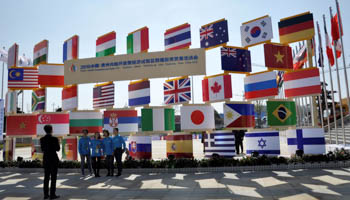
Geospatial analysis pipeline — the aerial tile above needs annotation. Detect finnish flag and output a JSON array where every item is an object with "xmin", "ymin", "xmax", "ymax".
[
  {"xmin": 287, "ymin": 128, "xmax": 325, "ymax": 155},
  {"xmin": 245, "ymin": 130, "xmax": 280, "ymax": 156}
]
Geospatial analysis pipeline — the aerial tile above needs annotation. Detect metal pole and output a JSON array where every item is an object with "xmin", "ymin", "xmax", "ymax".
[
  {"xmin": 22, "ymin": 90, "xmax": 24, "ymax": 113},
  {"xmin": 191, "ymin": 76, "xmax": 194, "ymax": 104},
  {"xmin": 1, "ymin": 47, "xmax": 5, "ymax": 99}
]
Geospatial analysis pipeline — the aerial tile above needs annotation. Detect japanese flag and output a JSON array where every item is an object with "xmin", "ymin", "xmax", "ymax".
[{"xmin": 180, "ymin": 105, "xmax": 215, "ymax": 131}]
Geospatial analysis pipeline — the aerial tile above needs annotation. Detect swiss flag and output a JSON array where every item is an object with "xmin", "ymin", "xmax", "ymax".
[
  {"xmin": 6, "ymin": 114, "xmax": 37, "ymax": 136},
  {"xmin": 202, "ymin": 74, "xmax": 232, "ymax": 102},
  {"xmin": 180, "ymin": 105, "xmax": 215, "ymax": 131}
]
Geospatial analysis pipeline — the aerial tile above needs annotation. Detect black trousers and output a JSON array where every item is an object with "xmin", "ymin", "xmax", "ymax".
[
  {"xmin": 235, "ymin": 141, "xmax": 244, "ymax": 154},
  {"xmin": 114, "ymin": 148, "xmax": 123, "ymax": 175},
  {"xmin": 91, "ymin": 156, "xmax": 101, "ymax": 176},
  {"xmin": 105, "ymin": 155, "xmax": 114, "ymax": 175},
  {"xmin": 43, "ymin": 164, "xmax": 58, "ymax": 197}
]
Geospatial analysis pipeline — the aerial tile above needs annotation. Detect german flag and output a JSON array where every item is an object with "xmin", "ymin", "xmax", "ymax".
[
  {"xmin": 165, "ymin": 134, "xmax": 193, "ymax": 158},
  {"xmin": 278, "ymin": 12, "xmax": 315, "ymax": 44}
]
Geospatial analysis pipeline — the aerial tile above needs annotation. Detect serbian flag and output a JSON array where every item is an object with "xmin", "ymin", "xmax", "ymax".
[
  {"xmin": 63, "ymin": 35, "xmax": 79, "ymax": 62},
  {"xmin": 224, "ymin": 102, "xmax": 255, "ymax": 129}
]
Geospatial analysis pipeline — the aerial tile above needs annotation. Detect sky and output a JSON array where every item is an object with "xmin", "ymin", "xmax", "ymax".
[{"xmin": 0, "ymin": 0, "xmax": 349, "ymax": 115}]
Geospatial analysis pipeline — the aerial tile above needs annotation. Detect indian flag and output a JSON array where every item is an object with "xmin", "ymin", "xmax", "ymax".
[
  {"xmin": 141, "ymin": 107, "xmax": 175, "ymax": 132},
  {"xmin": 33, "ymin": 40, "xmax": 48, "ymax": 65},
  {"xmin": 127, "ymin": 27, "xmax": 149, "ymax": 54},
  {"xmin": 96, "ymin": 31, "xmax": 116, "ymax": 57},
  {"xmin": 69, "ymin": 111, "xmax": 103, "ymax": 135}
]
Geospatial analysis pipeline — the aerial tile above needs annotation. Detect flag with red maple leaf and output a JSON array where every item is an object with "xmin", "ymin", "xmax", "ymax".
[{"xmin": 202, "ymin": 74, "xmax": 232, "ymax": 102}]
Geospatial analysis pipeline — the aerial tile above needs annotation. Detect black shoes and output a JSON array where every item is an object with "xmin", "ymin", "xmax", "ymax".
[
  {"xmin": 44, "ymin": 195, "xmax": 49, "ymax": 199},
  {"xmin": 50, "ymin": 195, "xmax": 60, "ymax": 199}
]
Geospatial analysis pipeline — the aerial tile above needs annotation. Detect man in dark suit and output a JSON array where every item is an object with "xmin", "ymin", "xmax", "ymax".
[{"xmin": 40, "ymin": 125, "xmax": 60, "ymax": 199}]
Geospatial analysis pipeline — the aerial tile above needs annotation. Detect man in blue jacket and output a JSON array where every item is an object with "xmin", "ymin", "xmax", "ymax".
[
  {"xmin": 78, "ymin": 129, "xmax": 92, "ymax": 176},
  {"xmin": 102, "ymin": 130, "xmax": 114, "ymax": 176},
  {"xmin": 112, "ymin": 128, "xmax": 126, "ymax": 176}
]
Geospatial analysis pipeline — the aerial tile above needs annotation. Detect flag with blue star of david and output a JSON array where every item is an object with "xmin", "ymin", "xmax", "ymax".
[
  {"xmin": 287, "ymin": 128, "xmax": 325, "ymax": 155},
  {"xmin": 245, "ymin": 130, "xmax": 280, "ymax": 156},
  {"xmin": 200, "ymin": 19, "xmax": 229, "ymax": 49}
]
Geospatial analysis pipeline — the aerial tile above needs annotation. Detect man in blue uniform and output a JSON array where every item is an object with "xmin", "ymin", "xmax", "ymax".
[
  {"xmin": 112, "ymin": 128, "xmax": 126, "ymax": 176},
  {"xmin": 78, "ymin": 129, "xmax": 92, "ymax": 176},
  {"xmin": 102, "ymin": 130, "xmax": 114, "ymax": 176}
]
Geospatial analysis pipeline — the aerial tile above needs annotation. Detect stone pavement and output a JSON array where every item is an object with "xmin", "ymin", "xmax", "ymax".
[{"xmin": 1, "ymin": 168, "xmax": 350, "ymax": 199}]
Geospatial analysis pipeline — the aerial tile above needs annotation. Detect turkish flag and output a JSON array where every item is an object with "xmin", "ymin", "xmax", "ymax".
[
  {"xmin": 6, "ymin": 114, "xmax": 37, "ymax": 136},
  {"xmin": 264, "ymin": 43, "xmax": 293, "ymax": 70}
]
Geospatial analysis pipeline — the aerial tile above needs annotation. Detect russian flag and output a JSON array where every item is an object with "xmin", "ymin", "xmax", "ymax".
[
  {"xmin": 244, "ymin": 71, "xmax": 278, "ymax": 100},
  {"xmin": 63, "ymin": 35, "xmax": 79, "ymax": 62}
]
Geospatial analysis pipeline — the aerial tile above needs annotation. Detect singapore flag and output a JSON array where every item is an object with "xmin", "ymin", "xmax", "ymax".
[
  {"xmin": 180, "ymin": 104, "xmax": 215, "ymax": 131},
  {"xmin": 37, "ymin": 113, "xmax": 70, "ymax": 136}
]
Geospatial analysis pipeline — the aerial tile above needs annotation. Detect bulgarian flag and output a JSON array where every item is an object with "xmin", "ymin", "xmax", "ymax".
[
  {"xmin": 33, "ymin": 40, "xmax": 48, "ymax": 65},
  {"xmin": 96, "ymin": 31, "xmax": 116, "ymax": 57},
  {"xmin": 69, "ymin": 111, "xmax": 103, "ymax": 135},
  {"xmin": 127, "ymin": 27, "xmax": 149, "ymax": 54}
]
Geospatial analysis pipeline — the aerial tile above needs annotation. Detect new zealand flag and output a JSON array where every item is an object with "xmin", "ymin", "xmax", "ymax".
[
  {"xmin": 200, "ymin": 19, "xmax": 229, "ymax": 49},
  {"xmin": 221, "ymin": 47, "xmax": 251, "ymax": 72}
]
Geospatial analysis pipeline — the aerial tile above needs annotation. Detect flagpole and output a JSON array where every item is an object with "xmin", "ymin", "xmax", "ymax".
[
  {"xmin": 335, "ymin": 0, "xmax": 350, "ymax": 113},
  {"xmin": 1, "ymin": 47, "xmax": 5, "ymax": 99},
  {"xmin": 330, "ymin": 7, "xmax": 345, "ymax": 145}
]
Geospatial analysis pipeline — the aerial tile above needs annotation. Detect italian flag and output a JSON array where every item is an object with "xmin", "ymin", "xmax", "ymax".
[
  {"xmin": 33, "ymin": 40, "xmax": 48, "ymax": 65},
  {"xmin": 141, "ymin": 107, "xmax": 175, "ymax": 132},
  {"xmin": 96, "ymin": 31, "xmax": 116, "ymax": 57},
  {"xmin": 69, "ymin": 111, "xmax": 103, "ymax": 135},
  {"xmin": 127, "ymin": 27, "xmax": 149, "ymax": 54}
]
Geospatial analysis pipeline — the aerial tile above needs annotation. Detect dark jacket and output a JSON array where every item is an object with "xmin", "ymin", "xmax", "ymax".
[{"xmin": 40, "ymin": 134, "xmax": 60, "ymax": 167}]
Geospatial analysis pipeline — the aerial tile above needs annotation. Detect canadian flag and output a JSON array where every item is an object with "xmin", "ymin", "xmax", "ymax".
[
  {"xmin": 325, "ymin": 25, "xmax": 335, "ymax": 66},
  {"xmin": 202, "ymin": 74, "xmax": 232, "ymax": 102},
  {"xmin": 180, "ymin": 105, "xmax": 215, "ymax": 131}
]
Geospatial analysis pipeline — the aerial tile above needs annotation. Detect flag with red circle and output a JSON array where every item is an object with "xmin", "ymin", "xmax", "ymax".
[{"xmin": 180, "ymin": 105, "xmax": 215, "ymax": 131}]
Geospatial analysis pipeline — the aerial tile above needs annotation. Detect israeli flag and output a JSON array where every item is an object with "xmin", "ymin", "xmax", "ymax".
[
  {"xmin": 287, "ymin": 128, "xmax": 325, "ymax": 155},
  {"xmin": 245, "ymin": 130, "xmax": 280, "ymax": 156}
]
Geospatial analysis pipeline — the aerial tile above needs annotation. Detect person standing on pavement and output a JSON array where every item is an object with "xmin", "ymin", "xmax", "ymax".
[
  {"xmin": 102, "ymin": 130, "xmax": 114, "ymax": 176},
  {"xmin": 78, "ymin": 129, "xmax": 92, "ymax": 176},
  {"xmin": 40, "ymin": 125, "xmax": 60, "ymax": 199},
  {"xmin": 90, "ymin": 132, "xmax": 103, "ymax": 177},
  {"xmin": 234, "ymin": 130, "xmax": 245, "ymax": 155},
  {"xmin": 112, "ymin": 128, "xmax": 126, "ymax": 177}
]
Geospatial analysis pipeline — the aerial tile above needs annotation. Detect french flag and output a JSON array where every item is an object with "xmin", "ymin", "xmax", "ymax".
[
  {"xmin": 63, "ymin": 35, "xmax": 79, "ymax": 62},
  {"xmin": 244, "ymin": 71, "xmax": 278, "ymax": 100}
]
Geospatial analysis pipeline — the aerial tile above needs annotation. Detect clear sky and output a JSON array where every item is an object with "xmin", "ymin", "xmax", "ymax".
[{"xmin": 0, "ymin": 0, "xmax": 349, "ymax": 114}]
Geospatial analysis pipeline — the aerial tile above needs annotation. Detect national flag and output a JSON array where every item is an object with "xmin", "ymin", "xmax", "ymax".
[
  {"xmin": 224, "ymin": 102, "xmax": 255, "ymax": 129},
  {"xmin": 96, "ymin": 31, "xmax": 116, "ymax": 57},
  {"xmin": 37, "ymin": 113, "xmax": 69, "ymax": 136},
  {"xmin": 221, "ymin": 46, "xmax": 251, "ymax": 73},
  {"xmin": 63, "ymin": 35, "xmax": 79, "ymax": 62},
  {"xmin": 317, "ymin": 22, "xmax": 324, "ymax": 68},
  {"xmin": 164, "ymin": 23, "xmax": 191, "ymax": 51},
  {"xmin": 93, "ymin": 82, "xmax": 114, "ymax": 109},
  {"xmin": 267, "ymin": 100, "xmax": 296, "ymax": 127},
  {"xmin": 283, "ymin": 67, "xmax": 321, "ymax": 98},
  {"xmin": 104, "ymin": 109, "xmax": 138, "ymax": 133},
  {"xmin": 0, "ymin": 48, "xmax": 8, "ymax": 63},
  {"xmin": 276, "ymin": 71, "xmax": 285, "ymax": 89},
  {"xmin": 164, "ymin": 76, "xmax": 191, "ymax": 105},
  {"xmin": 204, "ymin": 130, "xmax": 235, "ymax": 158},
  {"xmin": 7, "ymin": 43, "xmax": 18, "ymax": 68},
  {"xmin": 62, "ymin": 85, "xmax": 78, "ymax": 111},
  {"xmin": 264, "ymin": 43, "xmax": 293, "ymax": 70},
  {"xmin": 200, "ymin": 19, "xmax": 229, "ymax": 49},
  {"xmin": 33, "ymin": 40, "xmax": 48, "ymax": 65},
  {"xmin": 18, "ymin": 54, "xmax": 32, "ymax": 67},
  {"xmin": 278, "ymin": 12, "xmax": 315, "ymax": 44},
  {"xmin": 334, "ymin": 40, "xmax": 342, "ymax": 58},
  {"xmin": 141, "ymin": 107, "xmax": 175, "ymax": 132},
  {"xmin": 38, "ymin": 64, "xmax": 65, "ymax": 87},
  {"xmin": 8, "ymin": 67, "xmax": 39, "ymax": 89},
  {"xmin": 324, "ymin": 22, "xmax": 335, "ymax": 66},
  {"xmin": 240, "ymin": 15, "xmax": 273, "ymax": 47},
  {"xmin": 127, "ymin": 27, "xmax": 149, "ymax": 54},
  {"xmin": 128, "ymin": 136, "xmax": 152, "ymax": 160},
  {"xmin": 245, "ymin": 130, "xmax": 280, "ymax": 156},
  {"xmin": 331, "ymin": 13, "xmax": 342, "ymax": 42},
  {"xmin": 5, "ymin": 91, "xmax": 17, "ymax": 113},
  {"xmin": 165, "ymin": 134, "xmax": 193, "ymax": 158},
  {"xmin": 69, "ymin": 111, "xmax": 103, "ymax": 135},
  {"xmin": 62, "ymin": 137, "xmax": 78, "ymax": 161},
  {"xmin": 128, "ymin": 79, "xmax": 150, "ymax": 107},
  {"xmin": 180, "ymin": 105, "xmax": 215, "ymax": 131},
  {"xmin": 6, "ymin": 114, "xmax": 37, "ymax": 136},
  {"xmin": 202, "ymin": 74, "xmax": 232, "ymax": 102},
  {"xmin": 32, "ymin": 88, "xmax": 45, "ymax": 112},
  {"xmin": 287, "ymin": 128, "xmax": 326, "ymax": 155},
  {"xmin": 293, "ymin": 44, "xmax": 307, "ymax": 70},
  {"xmin": 244, "ymin": 71, "xmax": 278, "ymax": 100}
]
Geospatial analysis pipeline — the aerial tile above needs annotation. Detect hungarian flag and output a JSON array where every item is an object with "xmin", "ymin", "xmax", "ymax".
[
  {"xmin": 62, "ymin": 137, "xmax": 78, "ymax": 161},
  {"xmin": 267, "ymin": 100, "xmax": 297, "ymax": 127},
  {"xmin": 128, "ymin": 136, "xmax": 152, "ymax": 160},
  {"xmin": 62, "ymin": 85, "xmax": 78, "ymax": 111},
  {"xmin": 264, "ymin": 43, "xmax": 293, "ymax": 70},
  {"xmin": 104, "ymin": 109, "xmax": 138, "ymax": 133},
  {"xmin": 180, "ymin": 105, "xmax": 215, "ymax": 131},
  {"xmin": 6, "ymin": 114, "xmax": 37, "ymax": 136},
  {"xmin": 38, "ymin": 64, "xmax": 65, "ymax": 87},
  {"xmin": 141, "ymin": 107, "xmax": 175, "ymax": 132},
  {"xmin": 165, "ymin": 134, "xmax": 193, "ymax": 158},
  {"xmin": 127, "ymin": 26, "xmax": 149, "ymax": 54},
  {"xmin": 69, "ymin": 111, "xmax": 103, "ymax": 135},
  {"xmin": 324, "ymin": 22, "xmax": 335, "ymax": 66},
  {"xmin": 37, "ymin": 113, "xmax": 69, "ymax": 136},
  {"xmin": 96, "ymin": 31, "xmax": 116, "ymax": 57},
  {"xmin": 33, "ymin": 40, "xmax": 48, "ymax": 65},
  {"xmin": 63, "ymin": 35, "xmax": 79, "ymax": 62},
  {"xmin": 7, "ymin": 43, "xmax": 18, "ymax": 68},
  {"xmin": 32, "ymin": 88, "xmax": 45, "ymax": 112},
  {"xmin": 224, "ymin": 102, "xmax": 255, "ymax": 129},
  {"xmin": 202, "ymin": 74, "xmax": 232, "ymax": 102}
]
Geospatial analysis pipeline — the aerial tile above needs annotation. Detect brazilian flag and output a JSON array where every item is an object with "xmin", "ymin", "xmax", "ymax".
[{"xmin": 267, "ymin": 100, "xmax": 296, "ymax": 127}]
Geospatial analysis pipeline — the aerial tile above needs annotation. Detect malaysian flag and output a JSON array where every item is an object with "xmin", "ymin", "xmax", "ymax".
[
  {"xmin": 204, "ymin": 130, "xmax": 235, "ymax": 158},
  {"xmin": 93, "ymin": 82, "xmax": 114, "ymax": 109},
  {"xmin": 8, "ymin": 67, "xmax": 39, "ymax": 89},
  {"xmin": 200, "ymin": 19, "xmax": 229, "ymax": 49},
  {"xmin": 164, "ymin": 76, "xmax": 191, "ymax": 104}
]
